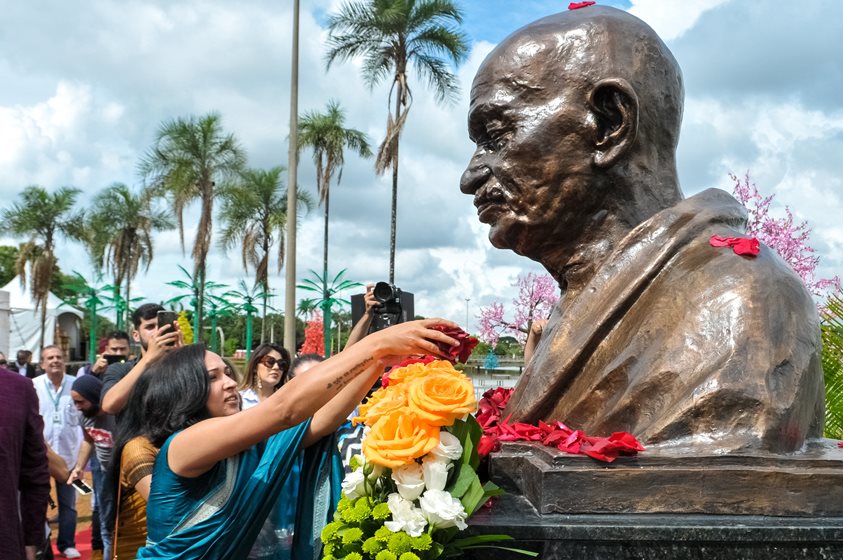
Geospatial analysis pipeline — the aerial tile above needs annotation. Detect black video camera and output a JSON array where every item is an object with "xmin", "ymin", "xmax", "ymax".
[{"xmin": 352, "ymin": 282, "xmax": 414, "ymax": 333}]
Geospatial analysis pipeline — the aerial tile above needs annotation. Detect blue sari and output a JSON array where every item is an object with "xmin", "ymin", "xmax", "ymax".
[{"xmin": 138, "ymin": 420, "xmax": 342, "ymax": 559}]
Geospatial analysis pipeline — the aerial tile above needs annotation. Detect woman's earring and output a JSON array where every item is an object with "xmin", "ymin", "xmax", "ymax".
[{"xmin": 256, "ymin": 376, "xmax": 263, "ymax": 391}]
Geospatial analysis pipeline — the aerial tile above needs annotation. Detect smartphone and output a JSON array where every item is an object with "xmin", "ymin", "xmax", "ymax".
[
  {"xmin": 104, "ymin": 354, "xmax": 125, "ymax": 365},
  {"xmin": 157, "ymin": 310, "xmax": 179, "ymax": 346},
  {"xmin": 157, "ymin": 310, "xmax": 179, "ymax": 333},
  {"xmin": 70, "ymin": 479, "xmax": 93, "ymax": 495}
]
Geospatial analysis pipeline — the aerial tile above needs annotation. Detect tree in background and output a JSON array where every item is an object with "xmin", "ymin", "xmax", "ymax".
[
  {"xmin": 139, "ymin": 112, "xmax": 246, "ymax": 339},
  {"xmin": 732, "ymin": 172, "xmax": 840, "ymax": 298},
  {"xmin": 0, "ymin": 186, "xmax": 86, "ymax": 349},
  {"xmin": 478, "ymin": 272, "xmax": 559, "ymax": 347},
  {"xmin": 90, "ymin": 182, "xmax": 174, "ymax": 328},
  {"xmin": 218, "ymin": 166, "xmax": 312, "ymax": 343},
  {"xmin": 223, "ymin": 280, "xmax": 268, "ymax": 361},
  {"xmin": 733, "ymin": 173, "xmax": 843, "ymax": 439},
  {"xmin": 326, "ymin": 0, "xmax": 469, "ymax": 283},
  {"xmin": 298, "ymin": 99, "xmax": 372, "ymax": 346}
]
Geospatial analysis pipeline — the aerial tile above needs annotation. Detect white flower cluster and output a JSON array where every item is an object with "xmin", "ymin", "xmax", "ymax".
[
  {"xmin": 385, "ymin": 431, "xmax": 468, "ymax": 536},
  {"xmin": 339, "ymin": 431, "xmax": 469, "ymax": 538}
]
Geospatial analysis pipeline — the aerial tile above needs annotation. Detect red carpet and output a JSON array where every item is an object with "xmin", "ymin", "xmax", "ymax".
[{"xmin": 52, "ymin": 526, "xmax": 93, "ymax": 560}]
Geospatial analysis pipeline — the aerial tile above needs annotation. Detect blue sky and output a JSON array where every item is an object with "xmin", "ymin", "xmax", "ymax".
[{"xmin": 0, "ymin": 0, "xmax": 841, "ymax": 339}]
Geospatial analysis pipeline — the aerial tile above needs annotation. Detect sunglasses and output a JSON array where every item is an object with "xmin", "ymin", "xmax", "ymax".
[{"xmin": 259, "ymin": 356, "xmax": 289, "ymax": 370}]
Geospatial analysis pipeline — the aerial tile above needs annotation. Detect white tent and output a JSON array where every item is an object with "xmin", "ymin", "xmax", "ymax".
[{"xmin": 2, "ymin": 276, "xmax": 84, "ymax": 361}]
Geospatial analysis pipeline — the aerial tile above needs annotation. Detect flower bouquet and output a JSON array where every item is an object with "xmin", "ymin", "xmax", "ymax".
[{"xmin": 321, "ymin": 358, "xmax": 536, "ymax": 560}]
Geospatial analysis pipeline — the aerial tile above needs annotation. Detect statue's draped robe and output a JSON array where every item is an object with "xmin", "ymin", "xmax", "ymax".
[{"xmin": 506, "ymin": 189, "xmax": 823, "ymax": 453}]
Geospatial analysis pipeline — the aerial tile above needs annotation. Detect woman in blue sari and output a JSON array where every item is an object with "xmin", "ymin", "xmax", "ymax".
[{"xmin": 136, "ymin": 319, "xmax": 458, "ymax": 559}]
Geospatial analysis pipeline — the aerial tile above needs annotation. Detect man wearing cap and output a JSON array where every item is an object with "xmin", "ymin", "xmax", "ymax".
[{"xmin": 69, "ymin": 375, "xmax": 117, "ymax": 560}]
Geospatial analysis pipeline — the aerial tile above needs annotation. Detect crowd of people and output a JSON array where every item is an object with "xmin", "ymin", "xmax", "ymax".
[{"xmin": 1, "ymin": 288, "xmax": 459, "ymax": 560}]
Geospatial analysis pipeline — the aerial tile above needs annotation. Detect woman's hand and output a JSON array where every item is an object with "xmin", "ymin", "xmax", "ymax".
[{"xmin": 366, "ymin": 318, "xmax": 460, "ymax": 365}]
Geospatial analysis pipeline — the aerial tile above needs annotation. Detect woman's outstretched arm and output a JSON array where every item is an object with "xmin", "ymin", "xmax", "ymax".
[{"xmin": 168, "ymin": 319, "xmax": 458, "ymax": 477}]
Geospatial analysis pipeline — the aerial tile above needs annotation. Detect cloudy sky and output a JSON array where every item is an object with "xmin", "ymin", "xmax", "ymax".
[{"xmin": 1, "ymin": 0, "xmax": 841, "ymax": 336}]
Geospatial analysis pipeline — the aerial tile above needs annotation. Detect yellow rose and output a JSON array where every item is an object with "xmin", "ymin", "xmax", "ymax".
[
  {"xmin": 353, "ymin": 385, "xmax": 409, "ymax": 426},
  {"xmin": 407, "ymin": 373, "xmax": 477, "ymax": 427},
  {"xmin": 385, "ymin": 362, "xmax": 430, "ymax": 387},
  {"xmin": 363, "ymin": 411, "xmax": 440, "ymax": 468}
]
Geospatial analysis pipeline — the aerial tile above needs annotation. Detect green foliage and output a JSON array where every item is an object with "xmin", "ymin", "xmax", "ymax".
[
  {"xmin": 823, "ymin": 290, "xmax": 843, "ymax": 439},
  {"xmin": 140, "ymin": 112, "xmax": 246, "ymax": 337},
  {"xmin": 90, "ymin": 182, "xmax": 174, "ymax": 326},
  {"xmin": 0, "ymin": 185, "xmax": 86, "ymax": 348},
  {"xmin": 326, "ymin": 0, "xmax": 469, "ymax": 280}
]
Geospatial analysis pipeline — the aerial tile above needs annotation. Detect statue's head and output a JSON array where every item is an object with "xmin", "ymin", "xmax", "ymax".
[{"xmin": 461, "ymin": 6, "xmax": 684, "ymax": 261}]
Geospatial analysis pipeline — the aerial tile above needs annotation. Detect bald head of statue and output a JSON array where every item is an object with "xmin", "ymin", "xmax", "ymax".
[{"xmin": 461, "ymin": 6, "xmax": 685, "ymax": 281}]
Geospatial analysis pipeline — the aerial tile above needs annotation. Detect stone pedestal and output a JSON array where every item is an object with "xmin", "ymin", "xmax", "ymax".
[
  {"xmin": 490, "ymin": 440, "xmax": 843, "ymax": 516},
  {"xmin": 462, "ymin": 440, "xmax": 843, "ymax": 558},
  {"xmin": 465, "ymin": 493, "xmax": 843, "ymax": 560}
]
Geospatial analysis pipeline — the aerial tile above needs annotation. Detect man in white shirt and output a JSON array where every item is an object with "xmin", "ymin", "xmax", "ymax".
[{"xmin": 33, "ymin": 345, "xmax": 82, "ymax": 559}]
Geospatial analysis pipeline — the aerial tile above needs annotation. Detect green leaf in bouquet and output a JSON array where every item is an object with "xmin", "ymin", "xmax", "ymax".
[
  {"xmin": 482, "ymin": 480, "xmax": 505, "ymax": 499},
  {"xmin": 446, "ymin": 464, "xmax": 479, "ymax": 500},
  {"xmin": 449, "ymin": 417, "xmax": 483, "ymax": 470},
  {"xmin": 461, "ymin": 545, "xmax": 539, "ymax": 557},
  {"xmin": 448, "ymin": 534, "xmax": 515, "ymax": 547},
  {"xmin": 461, "ymin": 476, "xmax": 486, "ymax": 517}
]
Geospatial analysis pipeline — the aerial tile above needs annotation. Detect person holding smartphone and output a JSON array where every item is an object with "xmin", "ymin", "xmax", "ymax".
[
  {"xmin": 68, "ymin": 375, "xmax": 117, "ymax": 560},
  {"xmin": 101, "ymin": 304, "xmax": 181, "ymax": 415},
  {"xmin": 77, "ymin": 331, "xmax": 131, "ymax": 379}
]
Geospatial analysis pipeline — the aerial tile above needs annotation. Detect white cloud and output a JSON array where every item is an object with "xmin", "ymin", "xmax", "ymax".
[
  {"xmin": 1, "ymin": 0, "xmax": 840, "ymax": 349},
  {"xmin": 628, "ymin": 0, "xmax": 732, "ymax": 41}
]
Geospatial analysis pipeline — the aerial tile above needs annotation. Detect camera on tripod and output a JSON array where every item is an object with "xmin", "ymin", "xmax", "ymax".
[{"xmin": 351, "ymin": 282, "xmax": 414, "ymax": 333}]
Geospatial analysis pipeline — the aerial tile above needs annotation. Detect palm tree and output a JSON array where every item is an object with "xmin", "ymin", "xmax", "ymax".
[
  {"xmin": 90, "ymin": 183, "xmax": 175, "ymax": 328},
  {"xmin": 298, "ymin": 99, "xmax": 372, "ymax": 344},
  {"xmin": 297, "ymin": 269, "xmax": 362, "ymax": 357},
  {"xmin": 326, "ymin": 0, "xmax": 468, "ymax": 283},
  {"xmin": 139, "ymin": 112, "xmax": 246, "ymax": 337},
  {"xmin": 0, "ymin": 186, "xmax": 86, "ymax": 349},
  {"xmin": 218, "ymin": 166, "xmax": 313, "ymax": 343}
]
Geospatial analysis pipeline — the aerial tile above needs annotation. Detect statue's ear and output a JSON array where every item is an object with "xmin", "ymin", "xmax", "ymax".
[{"xmin": 588, "ymin": 78, "xmax": 639, "ymax": 168}]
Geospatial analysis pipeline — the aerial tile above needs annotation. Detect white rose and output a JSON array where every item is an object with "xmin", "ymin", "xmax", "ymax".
[
  {"xmin": 391, "ymin": 462, "xmax": 425, "ymax": 501},
  {"xmin": 384, "ymin": 492, "xmax": 428, "ymax": 537},
  {"xmin": 430, "ymin": 431, "xmax": 463, "ymax": 462},
  {"xmin": 341, "ymin": 469, "xmax": 368, "ymax": 500},
  {"xmin": 419, "ymin": 489, "xmax": 468, "ymax": 530},
  {"xmin": 422, "ymin": 455, "xmax": 451, "ymax": 492}
]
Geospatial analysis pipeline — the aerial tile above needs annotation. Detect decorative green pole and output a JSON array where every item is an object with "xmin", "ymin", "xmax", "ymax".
[
  {"xmin": 87, "ymin": 298, "xmax": 98, "ymax": 363},
  {"xmin": 322, "ymin": 298, "xmax": 333, "ymax": 358},
  {"xmin": 245, "ymin": 309, "xmax": 254, "ymax": 361},
  {"xmin": 209, "ymin": 303, "xmax": 219, "ymax": 353}
]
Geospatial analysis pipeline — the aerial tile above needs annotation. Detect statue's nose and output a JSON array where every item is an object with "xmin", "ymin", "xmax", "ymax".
[{"xmin": 460, "ymin": 157, "xmax": 491, "ymax": 195}]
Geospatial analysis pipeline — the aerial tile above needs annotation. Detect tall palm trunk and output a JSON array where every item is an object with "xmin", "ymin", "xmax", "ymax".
[
  {"xmin": 389, "ymin": 86, "xmax": 401, "ymax": 285},
  {"xmin": 260, "ymin": 235, "xmax": 270, "ymax": 344},
  {"xmin": 39, "ymin": 297, "xmax": 48, "ymax": 351},
  {"xmin": 322, "ymin": 187, "xmax": 332, "ymax": 356},
  {"xmin": 125, "ymin": 270, "xmax": 132, "ymax": 332}
]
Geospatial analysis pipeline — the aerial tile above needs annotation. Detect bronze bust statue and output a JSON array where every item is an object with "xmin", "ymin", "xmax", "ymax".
[{"xmin": 461, "ymin": 5, "xmax": 823, "ymax": 454}]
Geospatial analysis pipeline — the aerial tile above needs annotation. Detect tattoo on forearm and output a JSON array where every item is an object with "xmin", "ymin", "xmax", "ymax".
[{"xmin": 326, "ymin": 357, "xmax": 374, "ymax": 391}]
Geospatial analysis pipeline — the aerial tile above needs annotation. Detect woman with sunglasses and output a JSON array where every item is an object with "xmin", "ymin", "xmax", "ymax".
[{"xmin": 239, "ymin": 344, "xmax": 291, "ymax": 410}]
